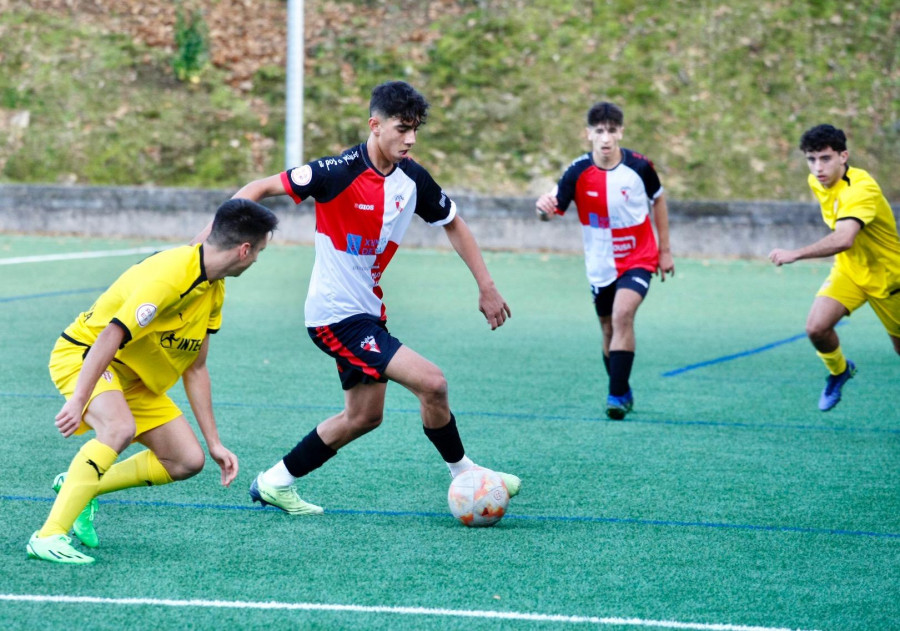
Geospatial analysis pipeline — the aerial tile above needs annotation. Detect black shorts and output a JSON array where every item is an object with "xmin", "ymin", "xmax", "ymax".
[
  {"xmin": 308, "ymin": 314, "xmax": 403, "ymax": 390},
  {"xmin": 592, "ymin": 268, "xmax": 652, "ymax": 317}
]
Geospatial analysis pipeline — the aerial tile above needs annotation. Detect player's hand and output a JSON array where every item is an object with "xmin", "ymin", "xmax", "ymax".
[
  {"xmin": 535, "ymin": 194, "xmax": 559, "ymax": 221},
  {"xmin": 479, "ymin": 284, "xmax": 511, "ymax": 330},
  {"xmin": 657, "ymin": 251, "xmax": 675, "ymax": 282},
  {"xmin": 768, "ymin": 248, "xmax": 797, "ymax": 266},
  {"xmin": 55, "ymin": 397, "xmax": 86, "ymax": 438},
  {"xmin": 208, "ymin": 442, "xmax": 239, "ymax": 487}
]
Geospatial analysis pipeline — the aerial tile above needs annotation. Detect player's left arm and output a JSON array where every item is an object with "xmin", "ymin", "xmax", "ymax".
[
  {"xmin": 182, "ymin": 334, "xmax": 238, "ymax": 486},
  {"xmin": 443, "ymin": 215, "xmax": 511, "ymax": 330},
  {"xmin": 652, "ymin": 194, "xmax": 674, "ymax": 281}
]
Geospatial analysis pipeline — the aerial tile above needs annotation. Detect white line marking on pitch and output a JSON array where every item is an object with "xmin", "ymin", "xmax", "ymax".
[
  {"xmin": 0, "ymin": 594, "xmax": 822, "ymax": 631},
  {"xmin": 0, "ymin": 247, "xmax": 165, "ymax": 265}
]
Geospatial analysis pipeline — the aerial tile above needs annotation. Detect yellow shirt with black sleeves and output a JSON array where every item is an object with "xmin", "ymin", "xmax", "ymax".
[
  {"xmin": 62, "ymin": 244, "xmax": 225, "ymax": 394},
  {"xmin": 808, "ymin": 166, "xmax": 900, "ymax": 298}
]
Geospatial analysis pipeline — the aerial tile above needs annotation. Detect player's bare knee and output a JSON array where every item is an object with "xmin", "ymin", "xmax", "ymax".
[
  {"xmin": 421, "ymin": 392, "xmax": 449, "ymax": 413},
  {"xmin": 611, "ymin": 310, "xmax": 635, "ymax": 331},
  {"xmin": 422, "ymin": 370, "xmax": 448, "ymax": 399},
  {"xmin": 806, "ymin": 321, "xmax": 831, "ymax": 343},
  {"xmin": 601, "ymin": 324, "xmax": 613, "ymax": 340},
  {"xmin": 96, "ymin": 423, "xmax": 136, "ymax": 453},
  {"xmin": 168, "ymin": 449, "xmax": 206, "ymax": 481}
]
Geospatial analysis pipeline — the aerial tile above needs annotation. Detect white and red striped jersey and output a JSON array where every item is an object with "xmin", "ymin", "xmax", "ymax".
[
  {"xmin": 554, "ymin": 148, "xmax": 663, "ymax": 289},
  {"xmin": 281, "ymin": 143, "xmax": 457, "ymax": 326}
]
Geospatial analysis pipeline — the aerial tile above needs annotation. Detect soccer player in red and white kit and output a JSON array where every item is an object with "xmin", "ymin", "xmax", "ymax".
[
  {"xmin": 197, "ymin": 81, "xmax": 519, "ymax": 514},
  {"xmin": 536, "ymin": 102, "xmax": 674, "ymax": 420}
]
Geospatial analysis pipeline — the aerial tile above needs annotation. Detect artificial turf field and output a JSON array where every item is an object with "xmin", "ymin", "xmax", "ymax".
[{"xmin": 1, "ymin": 233, "xmax": 897, "ymax": 631}]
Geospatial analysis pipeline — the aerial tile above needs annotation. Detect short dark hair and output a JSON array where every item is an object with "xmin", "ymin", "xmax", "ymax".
[
  {"xmin": 369, "ymin": 81, "xmax": 429, "ymax": 126},
  {"xmin": 799, "ymin": 124, "xmax": 847, "ymax": 153},
  {"xmin": 208, "ymin": 198, "xmax": 278, "ymax": 249},
  {"xmin": 587, "ymin": 102, "xmax": 624, "ymax": 128}
]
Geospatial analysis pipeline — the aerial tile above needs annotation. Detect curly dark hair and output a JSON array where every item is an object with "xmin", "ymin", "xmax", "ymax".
[
  {"xmin": 369, "ymin": 81, "xmax": 429, "ymax": 126},
  {"xmin": 799, "ymin": 124, "xmax": 847, "ymax": 153}
]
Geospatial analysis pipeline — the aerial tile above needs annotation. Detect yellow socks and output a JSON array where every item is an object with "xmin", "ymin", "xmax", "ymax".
[
  {"xmin": 97, "ymin": 449, "xmax": 174, "ymax": 495},
  {"xmin": 816, "ymin": 346, "xmax": 848, "ymax": 376},
  {"xmin": 39, "ymin": 439, "xmax": 118, "ymax": 538}
]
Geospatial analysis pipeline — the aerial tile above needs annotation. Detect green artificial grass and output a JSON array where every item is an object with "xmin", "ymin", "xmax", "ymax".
[{"xmin": 1, "ymin": 235, "xmax": 897, "ymax": 630}]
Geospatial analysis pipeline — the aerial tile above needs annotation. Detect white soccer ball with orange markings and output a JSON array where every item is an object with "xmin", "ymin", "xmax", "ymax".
[{"xmin": 447, "ymin": 467, "xmax": 509, "ymax": 527}]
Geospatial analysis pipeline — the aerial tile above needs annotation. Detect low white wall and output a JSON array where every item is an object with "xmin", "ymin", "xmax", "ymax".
[{"xmin": 3, "ymin": 184, "xmax": 894, "ymax": 258}]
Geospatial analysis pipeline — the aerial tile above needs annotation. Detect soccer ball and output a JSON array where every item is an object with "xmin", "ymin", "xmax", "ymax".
[{"xmin": 447, "ymin": 467, "xmax": 509, "ymax": 527}]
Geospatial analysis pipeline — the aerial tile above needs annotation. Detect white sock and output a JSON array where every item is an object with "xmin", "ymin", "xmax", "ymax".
[
  {"xmin": 261, "ymin": 460, "xmax": 296, "ymax": 487},
  {"xmin": 447, "ymin": 455, "xmax": 476, "ymax": 478}
]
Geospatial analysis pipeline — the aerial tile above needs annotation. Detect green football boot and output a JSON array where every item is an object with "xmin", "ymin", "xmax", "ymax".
[
  {"xmin": 27, "ymin": 532, "xmax": 95, "ymax": 565},
  {"xmin": 497, "ymin": 472, "xmax": 522, "ymax": 498},
  {"xmin": 249, "ymin": 473, "xmax": 324, "ymax": 515},
  {"xmin": 53, "ymin": 473, "xmax": 100, "ymax": 548}
]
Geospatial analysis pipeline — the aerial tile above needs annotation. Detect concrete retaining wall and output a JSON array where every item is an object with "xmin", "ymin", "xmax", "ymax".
[{"xmin": 2, "ymin": 183, "xmax": 896, "ymax": 258}]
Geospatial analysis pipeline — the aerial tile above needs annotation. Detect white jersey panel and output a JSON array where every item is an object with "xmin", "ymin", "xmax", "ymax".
[{"xmin": 305, "ymin": 233, "xmax": 382, "ymax": 327}]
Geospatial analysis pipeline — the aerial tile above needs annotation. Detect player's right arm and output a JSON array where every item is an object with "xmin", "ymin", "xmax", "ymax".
[
  {"xmin": 231, "ymin": 174, "xmax": 287, "ymax": 202},
  {"xmin": 768, "ymin": 219, "xmax": 861, "ymax": 266},
  {"xmin": 537, "ymin": 164, "xmax": 580, "ymax": 221},
  {"xmin": 192, "ymin": 174, "xmax": 289, "ymax": 244},
  {"xmin": 55, "ymin": 323, "xmax": 126, "ymax": 437},
  {"xmin": 535, "ymin": 188, "xmax": 560, "ymax": 221}
]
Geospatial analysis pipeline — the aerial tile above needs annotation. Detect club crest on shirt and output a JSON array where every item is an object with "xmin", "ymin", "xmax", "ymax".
[
  {"xmin": 394, "ymin": 194, "xmax": 405, "ymax": 211},
  {"xmin": 291, "ymin": 164, "xmax": 312, "ymax": 186},
  {"xmin": 136, "ymin": 303, "xmax": 158, "ymax": 327},
  {"xmin": 360, "ymin": 335, "xmax": 381, "ymax": 353}
]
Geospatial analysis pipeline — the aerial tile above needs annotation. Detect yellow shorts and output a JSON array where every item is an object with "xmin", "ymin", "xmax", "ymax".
[
  {"xmin": 816, "ymin": 267, "xmax": 900, "ymax": 337},
  {"xmin": 48, "ymin": 337, "xmax": 183, "ymax": 437}
]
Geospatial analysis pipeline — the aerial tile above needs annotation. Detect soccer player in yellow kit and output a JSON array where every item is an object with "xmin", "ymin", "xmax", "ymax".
[
  {"xmin": 27, "ymin": 199, "xmax": 277, "ymax": 564},
  {"xmin": 769, "ymin": 124, "xmax": 900, "ymax": 411}
]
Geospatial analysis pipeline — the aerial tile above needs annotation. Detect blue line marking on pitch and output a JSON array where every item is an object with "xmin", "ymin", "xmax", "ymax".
[
  {"xmin": 5, "ymin": 494, "xmax": 898, "ymax": 539},
  {"xmin": 662, "ymin": 332, "xmax": 808, "ymax": 376},
  {"xmin": 0, "ymin": 287, "xmax": 105, "ymax": 303},
  {"xmin": 662, "ymin": 322, "xmax": 847, "ymax": 377}
]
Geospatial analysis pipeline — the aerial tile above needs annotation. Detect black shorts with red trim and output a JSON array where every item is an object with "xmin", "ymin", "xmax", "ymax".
[
  {"xmin": 591, "ymin": 268, "xmax": 652, "ymax": 317},
  {"xmin": 308, "ymin": 314, "xmax": 403, "ymax": 391}
]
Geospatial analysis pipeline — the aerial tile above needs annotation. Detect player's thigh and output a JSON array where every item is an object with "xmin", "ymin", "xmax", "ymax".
[
  {"xmin": 611, "ymin": 287, "xmax": 645, "ymax": 320},
  {"xmin": 343, "ymin": 380, "xmax": 389, "ymax": 420},
  {"xmin": 806, "ymin": 295, "xmax": 852, "ymax": 333},
  {"xmin": 83, "ymin": 390, "xmax": 137, "ymax": 450},
  {"xmin": 866, "ymin": 291, "xmax": 900, "ymax": 344},
  {"xmin": 812, "ymin": 268, "xmax": 863, "ymax": 326},
  {"xmin": 384, "ymin": 345, "xmax": 446, "ymax": 395},
  {"xmin": 136, "ymin": 415, "xmax": 204, "ymax": 472},
  {"xmin": 610, "ymin": 269, "xmax": 651, "ymax": 319},
  {"xmin": 50, "ymin": 341, "xmax": 134, "ymax": 440}
]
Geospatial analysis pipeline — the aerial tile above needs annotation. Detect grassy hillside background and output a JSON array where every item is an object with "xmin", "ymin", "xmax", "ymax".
[{"xmin": 1, "ymin": 0, "xmax": 897, "ymax": 200}]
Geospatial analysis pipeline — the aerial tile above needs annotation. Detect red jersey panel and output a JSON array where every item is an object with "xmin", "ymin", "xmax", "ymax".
[
  {"xmin": 281, "ymin": 143, "xmax": 456, "ymax": 325},
  {"xmin": 555, "ymin": 148, "xmax": 663, "ymax": 289}
]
